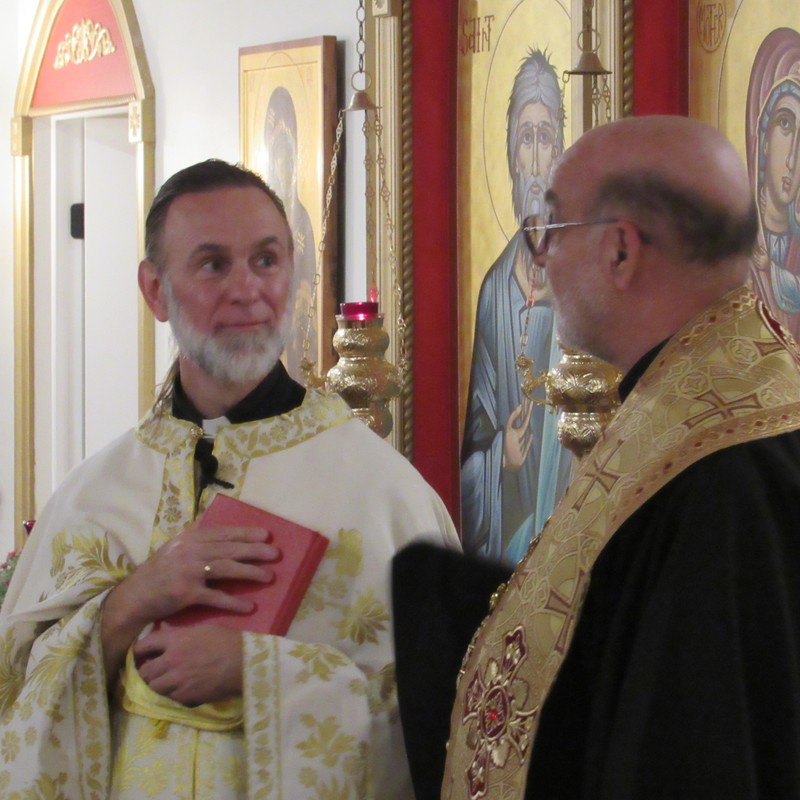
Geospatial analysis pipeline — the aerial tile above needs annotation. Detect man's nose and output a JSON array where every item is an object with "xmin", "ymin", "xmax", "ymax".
[{"xmin": 227, "ymin": 261, "xmax": 260, "ymax": 301}]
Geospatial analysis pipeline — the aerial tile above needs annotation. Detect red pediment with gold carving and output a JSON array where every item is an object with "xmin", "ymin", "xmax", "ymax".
[{"xmin": 31, "ymin": 0, "xmax": 135, "ymax": 109}]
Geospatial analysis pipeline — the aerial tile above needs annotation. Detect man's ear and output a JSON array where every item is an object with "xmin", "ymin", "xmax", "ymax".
[
  {"xmin": 138, "ymin": 260, "xmax": 169, "ymax": 322},
  {"xmin": 604, "ymin": 221, "xmax": 642, "ymax": 291}
]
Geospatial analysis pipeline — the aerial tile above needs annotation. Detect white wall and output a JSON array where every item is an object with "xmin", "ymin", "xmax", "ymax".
[
  {"xmin": 0, "ymin": 0, "xmax": 367, "ymax": 555},
  {"xmin": 0, "ymin": 2, "xmax": 31, "ymax": 557}
]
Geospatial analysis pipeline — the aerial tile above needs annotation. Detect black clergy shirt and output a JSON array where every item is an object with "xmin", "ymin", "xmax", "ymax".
[
  {"xmin": 171, "ymin": 361, "xmax": 306, "ymax": 502},
  {"xmin": 171, "ymin": 360, "xmax": 306, "ymax": 426}
]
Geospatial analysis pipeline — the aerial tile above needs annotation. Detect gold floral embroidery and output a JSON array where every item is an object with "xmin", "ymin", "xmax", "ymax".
[
  {"xmin": 296, "ymin": 530, "xmax": 363, "ymax": 620},
  {"xmin": 362, "ymin": 664, "xmax": 396, "ymax": 716},
  {"xmin": 25, "ymin": 628, "xmax": 85, "ymax": 705},
  {"xmin": 50, "ymin": 531, "xmax": 132, "ymax": 597},
  {"xmin": 246, "ymin": 634, "xmax": 279, "ymax": 800},
  {"xmin": 297, "ymin": 715, "xmax": 358, "ymax": 767},
  {"xmin": 295, "ymin": 529, "xmax": 390, "ymax": 648},
  {"xmin": 6, "ymin": 772, "xmax": 68, "ymax": 800},
  {"xmin": 0, "ymin": 628, "xmax": 27, "ymax": 714},
  {"xmin": 298, "ymin": 740, "xmax": 369, "ymax": 800},
  {"xmin": 1, "ymin": 730, "xmax": 21, "ymax": 761},
  {"xmin": 136, "ymin": 390, "xmax": 350, "ymax": 496},
  {"xmin": 111, "ymin": 717, "xmax": 245, "ymax": 796},
  {"xmin": 334, "ymin": 588, "xmax": 389, "ymax": 645},
  {"xmin": 327, "ymin": 529, "xmax": 363, "ymax": 578},
  {"xmin": 217, "ymin": 746, "xmax": 246, "ymax": 795},
  {"xmin": 149, "ymin": 447, "xmax": 198, "ymax": 553},
  {"xmin": 137, "ymin": 390, "xmax": 352, "ymax": 555},
  {"xmin": 75, "ymin": 628, "xmax": 107, "ymax": 799},
  {"xmin": 289, "ymin": 643, "xmax": 349, "ymax": 683}
]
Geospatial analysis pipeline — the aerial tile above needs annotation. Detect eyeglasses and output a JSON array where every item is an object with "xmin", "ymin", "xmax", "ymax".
[{"xmin": 522, "ymin": 214, "xmax": 618, "ymax": 258}]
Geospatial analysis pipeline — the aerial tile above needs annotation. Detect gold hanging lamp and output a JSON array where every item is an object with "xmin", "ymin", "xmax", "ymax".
[
  {"xmin": 301, "ymin": 0, "xmax": 405, "ymax": 438},
  {"xmin": 516, "ymin": 0, "xmax": 621, "ymax": 459}
]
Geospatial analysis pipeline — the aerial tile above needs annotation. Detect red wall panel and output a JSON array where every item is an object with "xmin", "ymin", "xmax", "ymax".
[
  {"xmin": 633, "ymin": 0, "xmax": 687, "ymax": 115},
  {"xmin": 411, "ymin": 0, "xmax": 460, "ymax": 521}
]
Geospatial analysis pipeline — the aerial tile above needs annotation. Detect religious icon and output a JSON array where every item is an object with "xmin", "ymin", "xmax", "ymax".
[
  {"xmin": 458, "ymin": 1, "xmax": 575, "ymax": 564},
  {"xmin": 689, "ymin": 2, "xmax": 800, "ymax": 337},
  {"xmin": 262, "ymin": 85, "xmax": 320, "ymax": 370},
  {"xmin": 746, "ymin": 28, "xmax": 800, "ymax": 340},
  {"xmin": 240, "ymin": 37, "xmax": 338, "ymax": 380}
]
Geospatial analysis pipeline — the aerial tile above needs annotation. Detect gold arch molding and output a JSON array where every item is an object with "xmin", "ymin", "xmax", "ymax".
[{"xmin": 12, "ymin": 0, "xmax": 155, "ymax": 545}]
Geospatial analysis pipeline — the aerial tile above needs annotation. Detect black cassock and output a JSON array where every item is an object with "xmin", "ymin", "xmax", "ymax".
[{"xmin": 394, "ymin": 430, "xmax": 800, "ymax": 800}]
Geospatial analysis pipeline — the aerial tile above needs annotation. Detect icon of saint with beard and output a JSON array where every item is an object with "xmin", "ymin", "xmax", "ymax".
[{"xmin": 461, "ymin": 49, "xmax": 573, "ymax": 563}]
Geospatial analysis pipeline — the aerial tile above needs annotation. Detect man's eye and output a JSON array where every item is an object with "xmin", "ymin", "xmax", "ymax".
[
  {"xmin": 537, "ymin": 130, "xmax": 553, "ymax": 147},
  {"xmin": 256, "ymin": 253, "xmax": 277, "ymax": 268},
  {"xmin": 521, "ymin": 131, "xmax": 533, "ymax": 146},
  {"xmin": 199, "ymin": 258, "xmax": 225, "ymax": 273}
]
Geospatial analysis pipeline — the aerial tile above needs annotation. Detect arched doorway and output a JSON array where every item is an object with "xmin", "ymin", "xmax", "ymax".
[{"xmin": 12, "ymin": 0, "xmax": 155, "ymax": 545}]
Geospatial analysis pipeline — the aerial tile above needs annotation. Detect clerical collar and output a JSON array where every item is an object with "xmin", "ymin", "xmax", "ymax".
[
  {"xmin": 618, "ymin": 339, "xmax": 668, "ymax": 402},
  {"xmin": 171, "ymin": 360, "xmax": 306, "ymax": 426}
]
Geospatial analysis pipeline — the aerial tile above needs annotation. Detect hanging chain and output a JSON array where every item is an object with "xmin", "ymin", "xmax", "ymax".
[
  {"xmin": 299, "ymin": 110, "xmax": 346, "ymax": 388},
  {"xmin": 583, "ymin": 0, "xmax": 594, "ymax": 31},
  {"xmin": 356, "ymin": 0, "xmax": 367, "ymax": 78},
  {"xmin": 372, "ymin": 106, "xmax": 408, "ymax": 380},
  {"xmin": 301, "ymin": 0, "xmax": 408, "ymax": 386},
  {"xmin": 601, "ymin": 75, "xmax": 612, "ymax": 123},
  {"xmin": 364, "ymin": 112, "xmax": 379, "ymax": 297}
]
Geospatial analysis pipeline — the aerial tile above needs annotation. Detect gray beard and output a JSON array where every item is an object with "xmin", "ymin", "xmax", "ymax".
[{"xmin": 164, "ymin": 277, "xmax": 291, "ymax": 386}]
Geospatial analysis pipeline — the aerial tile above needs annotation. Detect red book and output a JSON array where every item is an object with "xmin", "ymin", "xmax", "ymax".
[{"xmin": 162, "ymin": 494, "xmax": 328, "ymax": 636}]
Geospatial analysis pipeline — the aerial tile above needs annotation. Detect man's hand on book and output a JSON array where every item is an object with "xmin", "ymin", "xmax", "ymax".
[
  {"xmin": 158, "ymin": 495, "xmax": 329, "ymax": 636},
  {"xmin": 101, "ymin": 522, "xmax": 279, "ymax": 687},
  {"xmin": 134, "ymin": 622, "xmax": 244, "ymax": 705},
  {"xmin": 130, "ymin": 522, "xmax": 279, "ymax": 621}
]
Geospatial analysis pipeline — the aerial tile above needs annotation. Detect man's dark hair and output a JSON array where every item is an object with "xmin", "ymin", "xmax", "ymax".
[
  {"xmin": 591, "ymin": 171, "xmax": 758, "ymax": 264},
  {"xmin": 144, "ymin": 159, "xmax": 292, "ymax": 268}
]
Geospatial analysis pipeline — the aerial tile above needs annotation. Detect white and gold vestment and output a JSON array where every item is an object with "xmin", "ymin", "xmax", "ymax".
[{"xmin": 1, "ymin": 390, "xmax": 458, "ymax": 799}]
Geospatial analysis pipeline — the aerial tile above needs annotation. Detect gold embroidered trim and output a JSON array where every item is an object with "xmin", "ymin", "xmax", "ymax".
[
  {"xmin": 136, "ymin": 391, "xmax": 352, "ymax": 552},
  {"xmin": 136, "ymin": 389, "xmax": 351, "ymax": 459},
  {"xmin": 462, "ymin": 627, "xmax": 538, "ymax": 799},
  {"xmin": 443, "ymin": 287, "xmax": 800, "ymax": 800}
]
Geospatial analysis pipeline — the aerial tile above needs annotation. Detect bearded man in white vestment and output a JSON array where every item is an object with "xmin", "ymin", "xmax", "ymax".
[{"xmin": 0, "ymin": 159, "xmax": 458, "ymax": 799}]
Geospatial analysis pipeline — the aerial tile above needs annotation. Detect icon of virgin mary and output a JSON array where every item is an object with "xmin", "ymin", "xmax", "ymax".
[{"xmin": 746, "ymin": 27, "xmax": 800, "ymax": 340}]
